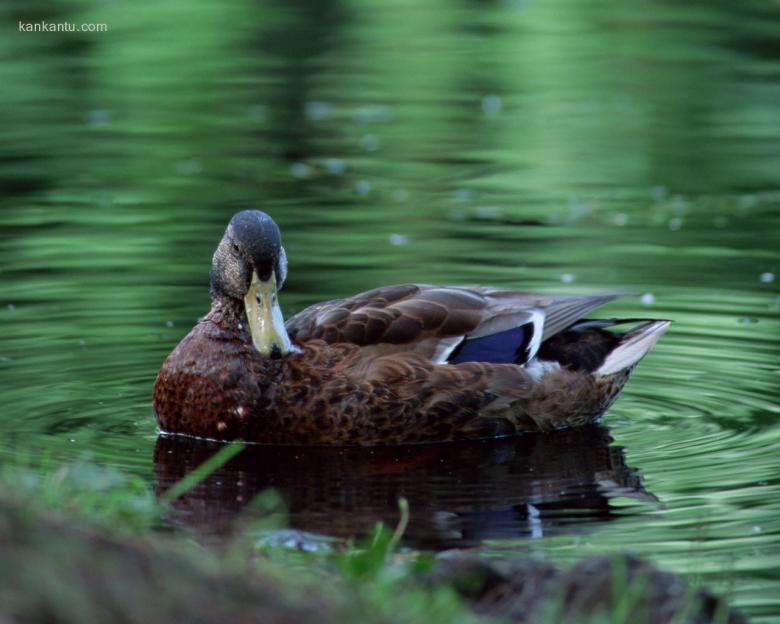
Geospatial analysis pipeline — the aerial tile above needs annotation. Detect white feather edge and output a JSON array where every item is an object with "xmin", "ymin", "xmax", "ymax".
[
  {"xmin": 431, "ymin": 335, "xmax": 466, "ymax": 364},
  {"xmin": 595, "ymin": 320, "xmax": 671, "ymax": 376},
  {"xmin": 523, "ymin": 359, "xmax": 561, "ymax": 382},
  {"xmin": 525, "ymin": 309, "xmax": 545, "ymax": 361}
]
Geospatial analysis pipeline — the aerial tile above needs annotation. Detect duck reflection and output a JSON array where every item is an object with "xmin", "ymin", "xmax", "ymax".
[{"xmin": 154, "ymin": 426, "xmax": 656, "ymax": 549}]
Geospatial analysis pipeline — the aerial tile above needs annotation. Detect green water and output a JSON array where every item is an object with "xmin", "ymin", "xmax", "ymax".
[{"xmin": 2, "ymin": 0, "xmax": 779, "ymax": 620}]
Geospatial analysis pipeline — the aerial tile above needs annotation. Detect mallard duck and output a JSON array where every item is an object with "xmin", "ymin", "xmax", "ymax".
[{"xmin": 153, "ymin": 210, "xmax": 669, "ymax": 445}]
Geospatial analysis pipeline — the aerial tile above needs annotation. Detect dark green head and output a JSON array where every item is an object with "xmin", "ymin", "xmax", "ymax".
[
  {"xmin": 210, "ymin": 210, "xmax": 292, "ymax": 357},
  {"xmin": 210, "ymin": 210, "xmax": 287, "ymax": 300}
]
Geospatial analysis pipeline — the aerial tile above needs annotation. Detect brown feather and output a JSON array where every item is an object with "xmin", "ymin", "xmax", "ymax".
[
  {"xmin": 286, "ymin": 285, "xmax": 619, "ymax": 357},
  {"xmin": 153, "ymin": 294, "xmax": 658, "ymax": 445}
]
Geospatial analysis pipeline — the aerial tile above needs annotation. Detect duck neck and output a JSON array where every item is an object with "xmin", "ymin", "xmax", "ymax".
[{"xmin": 208, "ymin": 295, "xmax": 248, "ymax": 334}]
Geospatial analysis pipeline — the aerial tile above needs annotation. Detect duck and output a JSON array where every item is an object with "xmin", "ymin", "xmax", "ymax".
[{"xmin": 153, "ymin": 210, "xmax": 670, "ymax": 446}]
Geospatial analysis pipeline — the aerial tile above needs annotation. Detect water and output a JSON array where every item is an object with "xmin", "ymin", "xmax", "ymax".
[{"xmin": 2, "ymin": 0, "xmax": 780, "ymax": 620}]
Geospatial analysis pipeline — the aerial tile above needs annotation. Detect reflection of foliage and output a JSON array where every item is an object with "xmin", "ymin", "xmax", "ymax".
[{"xmin": 158, "ymin": 440, "xmax": 245, "ymax": 505}]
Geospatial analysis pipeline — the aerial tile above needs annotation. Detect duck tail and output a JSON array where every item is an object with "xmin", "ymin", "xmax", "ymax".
[{"xmin": 594, "ymin": 320, "xmax": 671, "ymax": 377}]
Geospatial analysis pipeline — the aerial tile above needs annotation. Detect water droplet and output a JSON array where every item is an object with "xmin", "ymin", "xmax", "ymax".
[
  {"xmin": 69, "ymin": 438, "xmax": 76, "ymax": 443},
  {"xmin": 354, "ymin": 180, "xmax": 371, "ymax": 196},
  {"xmin": 668, "ymin": 217, "xmax": 683, "ymax": 231},
  {"xmin": 354, "ymin": 105, "xmax": 392, "ymax": 124},
  {"xmin": 454, "ymin": 188, "xmax": 474, "ymax": 202},
  {"xmin": 165, "ymin": 320, "xmax": 174, "ymax": 328},
  {"xmin": 738, "ymin": 194, "xmax": 757, "ymax": 209},
  {"xmin": 653, "ymin": 185, "xmax": 667, "ymax": 200},
  {"xmin": 482, "ymin": 94, "xmax": 502, "ymax": 115},
  {"xmin": 751, "ymin": 525, "xmax": 762, "ymax": 534},
  {"xmin": 391, "ymin": 189, "xmax": 408, "ymax": 202},
  {"xmin": 670, "ymin": 196, "xmax": 688, "ymax": 214},
  {"xmin": 507, "ymin": 0, "xmax": 529, "ymax": 11},
  {"xmin": 759, "ymin": 272, "xmax": 775, "ymax": 283},
  {"xmin": 613, "ymin": 213, "xmax": 628, "ymax": 226},
  {"xmin": 325, "ymin": 158, "xmax": 346, "ymax": 175},
  {"xmin": 247, "ymin": 105, "xmax": 266, "ymax": 122},
  {"xmin": 7, "ymin": 303, "xmax": 15, "ymax": 311},
  {"xmin": 78, "ymin": 340, "xmax": 86, "ymax": 347},
  {"xmin": 389, "ymin": 234, "xmax": 410, "ymax": 246},
  {"xmin": 475, "ymin": 206, "xmax": 499, "ymax": 219},
  {"xmin": 290, "ymin": 162, "xmax": 311, "ymax": 179},
  {"xmin": 641, "ymin": 293, "xmax": 655, "ymax": 306},
  {"xmin": 304, "ymin": 101, "xmax": 332, "ymax": 121},
  {"xmin": 738, "ymin": 317, "xmax": 758, "ymax": 326},
  {"xmin": 566, "ymin": 198, "xmax": 591, "ymax": 222},
  {"xmin": 560, "ymin": 273, "xmax": 575, "ymax": 284},
  {"xmin": 175, "ymin": 159, "xmax": 202, "ymax": 175},
  {"xmin": 360, "ymin": 134, "xmax": 379, "ymax": 152},
  {"xmin": 86, "ymin": 109, "xmax": 110, "ymax": 127}
]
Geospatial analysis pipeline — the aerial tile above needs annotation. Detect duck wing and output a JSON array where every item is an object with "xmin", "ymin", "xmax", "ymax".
[{"xmin": 286, "ymin": 284, "xmax": 618, "ymax": 364}]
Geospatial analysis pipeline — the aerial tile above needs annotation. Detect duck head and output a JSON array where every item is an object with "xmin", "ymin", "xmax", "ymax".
[{"xmin": 210, "ymin": 210, "xmax": 293, "ymax": 358}]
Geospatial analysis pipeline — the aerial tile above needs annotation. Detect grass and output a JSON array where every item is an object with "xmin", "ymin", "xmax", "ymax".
[
  {"xmin": 0, "ymin": 450, "xmax": 746, "ymax": 624},
  {"xmin": 0, "ymin": 453, "xmax": 159, "ymax": 532},
  {"xmin": 0, "ymin": 452, "xmax": 486, "ymax": 624}
]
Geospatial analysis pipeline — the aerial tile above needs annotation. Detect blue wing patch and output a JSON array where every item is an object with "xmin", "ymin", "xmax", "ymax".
[{"xmin": 447, "ymin": 324, "xmax": 533, "ymax": 365}]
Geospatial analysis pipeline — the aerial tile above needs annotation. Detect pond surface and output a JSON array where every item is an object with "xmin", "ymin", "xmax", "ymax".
[{"xmin": 1, "ymin": 0, "xmax": 779, "ymax": 620}]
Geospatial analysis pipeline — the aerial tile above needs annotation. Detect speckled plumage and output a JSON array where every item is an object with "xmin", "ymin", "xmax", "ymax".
[{"xmin": 153, "ymin": 211, "xmax": 669, "ymax": 446}]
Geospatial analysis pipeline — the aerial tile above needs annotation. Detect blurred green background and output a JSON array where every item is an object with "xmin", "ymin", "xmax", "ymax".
[{"xmin": 1, "ymin": 0, "xmax": 779, "ymax": 621}]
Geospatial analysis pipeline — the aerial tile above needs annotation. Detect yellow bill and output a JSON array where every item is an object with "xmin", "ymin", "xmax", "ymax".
[{"xmin": 243, "ymin": 270, "xmax": 294, "ymax": 357}]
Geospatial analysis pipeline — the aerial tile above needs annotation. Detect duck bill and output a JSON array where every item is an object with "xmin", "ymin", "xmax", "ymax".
[{"xmin": 243, "ymin": 270, "xmax": 293, "ymax": 357}]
